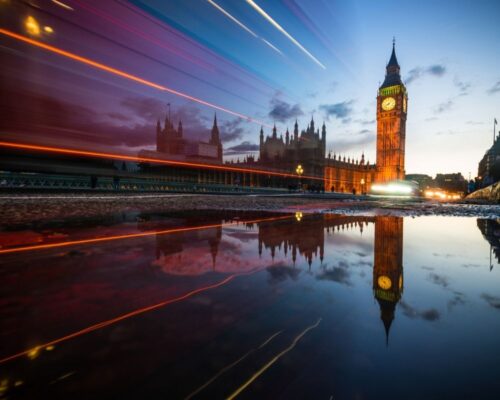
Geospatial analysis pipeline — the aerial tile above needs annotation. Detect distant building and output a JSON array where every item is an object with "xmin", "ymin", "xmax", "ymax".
[
  {"xmin": 405, "ymin": 174, "xmax": 434, "ymax": 191},
  {"xmin": 145, "ymin": 112, "xmax": 223, "ymax": 163},
  {"xmin": 478, "ymin": 134, "xmax": 500, "ymax": 187},
  {"xmin": 435, "ymin": 173, "xmax": 467, "ymax": 193},
  {"xmin": 259, "ymin": 119, "xmax": 326, "ymax": 179},
  {"xmin": 237, "ymin": 41, "xmax": 408, "ymax": 194}
]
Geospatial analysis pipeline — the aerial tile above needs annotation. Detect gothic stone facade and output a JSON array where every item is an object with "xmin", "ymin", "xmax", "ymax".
[
  {"xmin": 257, "ymin": 42, "xmax": 407, "ymax": 193},
  {"xmin": 155, "ymin": 113, "xmax": 223, "ymax": 163}
]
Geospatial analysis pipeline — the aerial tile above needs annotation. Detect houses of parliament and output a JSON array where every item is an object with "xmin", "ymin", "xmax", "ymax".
[
  {"xmin": 254, "ymin": 41, "xmax": 407, "ymax": 193},
  {"xmin": 148, "ymin": 42, "xmax": 407, "ymax": 192}
]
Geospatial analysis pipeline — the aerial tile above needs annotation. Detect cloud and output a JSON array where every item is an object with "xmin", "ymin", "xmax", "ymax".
[
  {"xmin": 0, "ymin": 88, "xmax": 156, "ymax": 148},
  {"xmin": 327, "ymin": 81, "xmax": 338, "ymax": 93},
  {"xmin": 405, "ymin": 64, "xmax": 446, "ymax": 84},
  {"xmin": 220, "ymin": 118, "xmax": 246, "ymax": 143},
  {"xmin": 481, "ymin": 293, "xmax": 500, "ymax": 309},
  {"xmin": 317, "ymin": 262, "xmax": 352, "ymax": 286},
  {"xmin": 399, "ymin": 301, "xmax": 440, "ymax": 321},
  {"xmin": 267, "ymin": 264, "xmax": 300, "ymax": 284},
  {"xmin": 354, "ymin": 118, "xmax": 375, "ymax": 126},
  {"xmin": 269, "ymin": 98, "xmax": 303, "ymax": 122},
  {"xmin": 454, "ymin": 78, "xmax": 471, "ymax": 96},
  {"xmin": 224, "ymin": 141, "xmax": 259, "ymax": 155},
  {"xmin": 319, "ymin": 100, "xmax": 354, "ymax": 122},
  {"xmin": 328, "ymin": 130, "xmax": 376, "ymax": 153},
  {"xmin": 448, "ymin": 291, "xmax": 467, "ymax": 311},
  {"xmin": 435, "ymin": 100, "xmax": 454, "ymax": 114},
  {"xmin": 427, "ymin": 272, "xmax": 449, "ymax": 288},
  {"xmin": 0, "ymin": 87, "xmax": 242, "ymax": 150},
  {"xmin": 122, "ymin": 97, "xmax": 166, "ymax": 122},
  {"xmin": 487, "ymin": 80, "xmax": 500, "ymax": 95},
  {"xmin": 427, "ymin": 65, "xmax": 446, "ymax": 76},
  {"xmin": 465, "ymin": 121, "xmax": 484, "ymax": 126}
]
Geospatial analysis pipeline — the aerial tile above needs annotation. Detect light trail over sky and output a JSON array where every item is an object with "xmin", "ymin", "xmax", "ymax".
[
  {"xmin": 0, "ymin": 0, "xmax": 498, "ymax": 176},
  {"xmin": 0, "ymin": 28, "xmax": 271, "ymax": 128},
  {"xmin": 207, "ymin": 0, "xmax": 283, "ymax": 55},
  {"xmin": 0, "ymin": 141, "xmax": 326, "ymax": 180},
  {"xmin": 245, "ymin": 0, "xmax": 326, "ymax": 69}
]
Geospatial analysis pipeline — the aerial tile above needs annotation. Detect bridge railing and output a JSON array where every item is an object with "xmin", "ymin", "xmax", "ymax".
[{"xmin": 0, "ymin": 171, "xmax": 288, "ymax": 194}]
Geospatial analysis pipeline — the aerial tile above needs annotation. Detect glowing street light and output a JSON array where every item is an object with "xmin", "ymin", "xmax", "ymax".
[{"xmin": 296, "ymin": 164, "xmax": 304, "ymax": 192}]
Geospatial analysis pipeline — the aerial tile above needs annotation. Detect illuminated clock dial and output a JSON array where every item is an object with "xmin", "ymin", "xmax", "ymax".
[
  {"xmin": 381, "ymin": 97, "xmax": 396, "ymax": 111},
  {"xmin": 378, "ymin": 275, "xmax": 392, "ymax": 290},
  {"xmin": 403, "ymin": 97, "xmax": 407, "ymax": 112}
]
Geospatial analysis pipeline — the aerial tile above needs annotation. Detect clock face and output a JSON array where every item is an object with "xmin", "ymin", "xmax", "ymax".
[
  {"xmin": 381, "ymin": 97, "xmax": 396, "ymax": 111},
  {"xmin": 403, "ymin": 97, "xmax": 407, "ymax": 112},
  {"xmin": 378, "ymin": 275, "xmax": 392, "ymax": 290}
]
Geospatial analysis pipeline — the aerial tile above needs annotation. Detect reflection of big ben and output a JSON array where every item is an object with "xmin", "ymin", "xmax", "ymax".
[{"xmin": 373, "ymin": 216, "xmax": 404, "ymax": 344}]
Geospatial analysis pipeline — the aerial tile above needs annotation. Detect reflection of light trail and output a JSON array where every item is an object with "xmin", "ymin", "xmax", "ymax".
[
  {"xmin": 185, "ymin": 330, "xmax": 282, "ymax": 400},
  {"xmin": 0, "ymin": 276, "xmax": 237, "ymax": 365},
  {"xmin": 245, "ymin": 0, "xmax": 326, "ymax": 69},
  {"xmin": 207, "ymin": 0, "xmax": 283, "ymax": 55},
  {"xmin": 0, "ymin": 28, "xmax": 268, "ymax": 126},
  {"xmin": 0, "ymin": 141, "xmax": 325, "ymax": 181},
  {"xmin": 227, "ymin": 318, "xmax": 322, "ymax": 400},
  {"xmin": 0, "ymin": 215, "xmax": 291, "ymax": 255}
]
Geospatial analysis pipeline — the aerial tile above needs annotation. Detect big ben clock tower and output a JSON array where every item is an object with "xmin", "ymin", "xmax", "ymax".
[{"xmin": 376, "ymin": 40, "xmax": 407, "ymax": 183}]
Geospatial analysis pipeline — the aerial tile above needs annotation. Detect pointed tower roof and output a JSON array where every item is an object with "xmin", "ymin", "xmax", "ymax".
[
  {"xmin": 377, "ymin": 298, "xmax": 396, "ymax": 347},
  {"xmin": 381, "ymin": 38, "xmax": 402, "ymax": 89},
  {"xmin": 387, "ymin": 37, "xmax": 400, "ymax": 68},
  {"xmin": 210, "ymin": 113, "xmax": 220, "ymax": 144}
]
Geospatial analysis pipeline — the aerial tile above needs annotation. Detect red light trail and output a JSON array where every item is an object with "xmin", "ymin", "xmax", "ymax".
[
  {"xmin": 0, "ymin": 141, "xmax": 325, "ymax": 181},
  {"xmin": 0, "ymin": 28, "xmax": 270, "ymax": 127},
  {"xmin": 0, "ymin": 275, "xmax": 239, "ymax": 364},
  {"xmin": 0, "ymin": 215, "xmax": 292, "ymax": 255}
]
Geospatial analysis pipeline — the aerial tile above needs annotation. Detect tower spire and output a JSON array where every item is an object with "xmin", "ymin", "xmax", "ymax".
[{"xmin": 380, "ymin": 38, "xmax": 402, "ymax": 89}]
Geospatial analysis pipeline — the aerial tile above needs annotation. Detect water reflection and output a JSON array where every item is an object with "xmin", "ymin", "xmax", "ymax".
[
  {"xmin": 477, "ymin": 218, "xmax": 500, "ymax": 269},
  {"xmin": 0, "ymin": 212, "xmax": 499, "ymax": 399}
]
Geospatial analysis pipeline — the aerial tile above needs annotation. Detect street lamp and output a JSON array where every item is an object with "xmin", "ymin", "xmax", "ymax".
[
  {"xmin": 360, "ymin": 178, "xmax": 365, "ymax": 195},
  {"xmin": 296, "ymin": 164, "xmax": 304, "ymax": 192}
]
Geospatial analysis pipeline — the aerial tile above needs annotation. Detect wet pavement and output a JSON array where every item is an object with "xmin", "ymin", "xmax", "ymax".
[{"xmin": 0, "ymin": 210, "xmax": 499, "ymax": 399}]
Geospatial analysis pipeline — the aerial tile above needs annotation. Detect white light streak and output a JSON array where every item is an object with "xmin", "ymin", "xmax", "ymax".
[
  {"xmin": 245, "ymin": 0, "xmax": 326, "ymax": 69},
  {"xmin": 207, "ymin": 0, "xmax": 283, "ymax": 56},
  {"xmin": 207, "ymin": 0, "xmax": 257, "ymax": 37},
  {"xmin": 51, "ymin": 0, "xmax": 74, "ymax": 11}
]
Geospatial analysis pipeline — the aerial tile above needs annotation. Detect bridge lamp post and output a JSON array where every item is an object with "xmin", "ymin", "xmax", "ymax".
[
  {"xmin": 296, "ymin": 164, "xmax": 304, "ymax": 192},
  {"xmin": 360, "ymin": 178, "xmax": 365, "ymax": 195}
]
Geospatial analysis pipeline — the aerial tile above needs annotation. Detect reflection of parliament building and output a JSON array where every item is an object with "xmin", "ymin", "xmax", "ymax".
[
  {"xmin": 149, "ymin": 214, "xmax": 404, "ymax": 343},
  {"xmin": 141, "ymin": 43, "xmax": 407, "ymax": 193}
]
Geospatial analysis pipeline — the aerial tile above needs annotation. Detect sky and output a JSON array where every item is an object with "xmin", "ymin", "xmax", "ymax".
[{"xmin": 1, "ymin": 0, "xmax": 499, "ymax": 177}]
